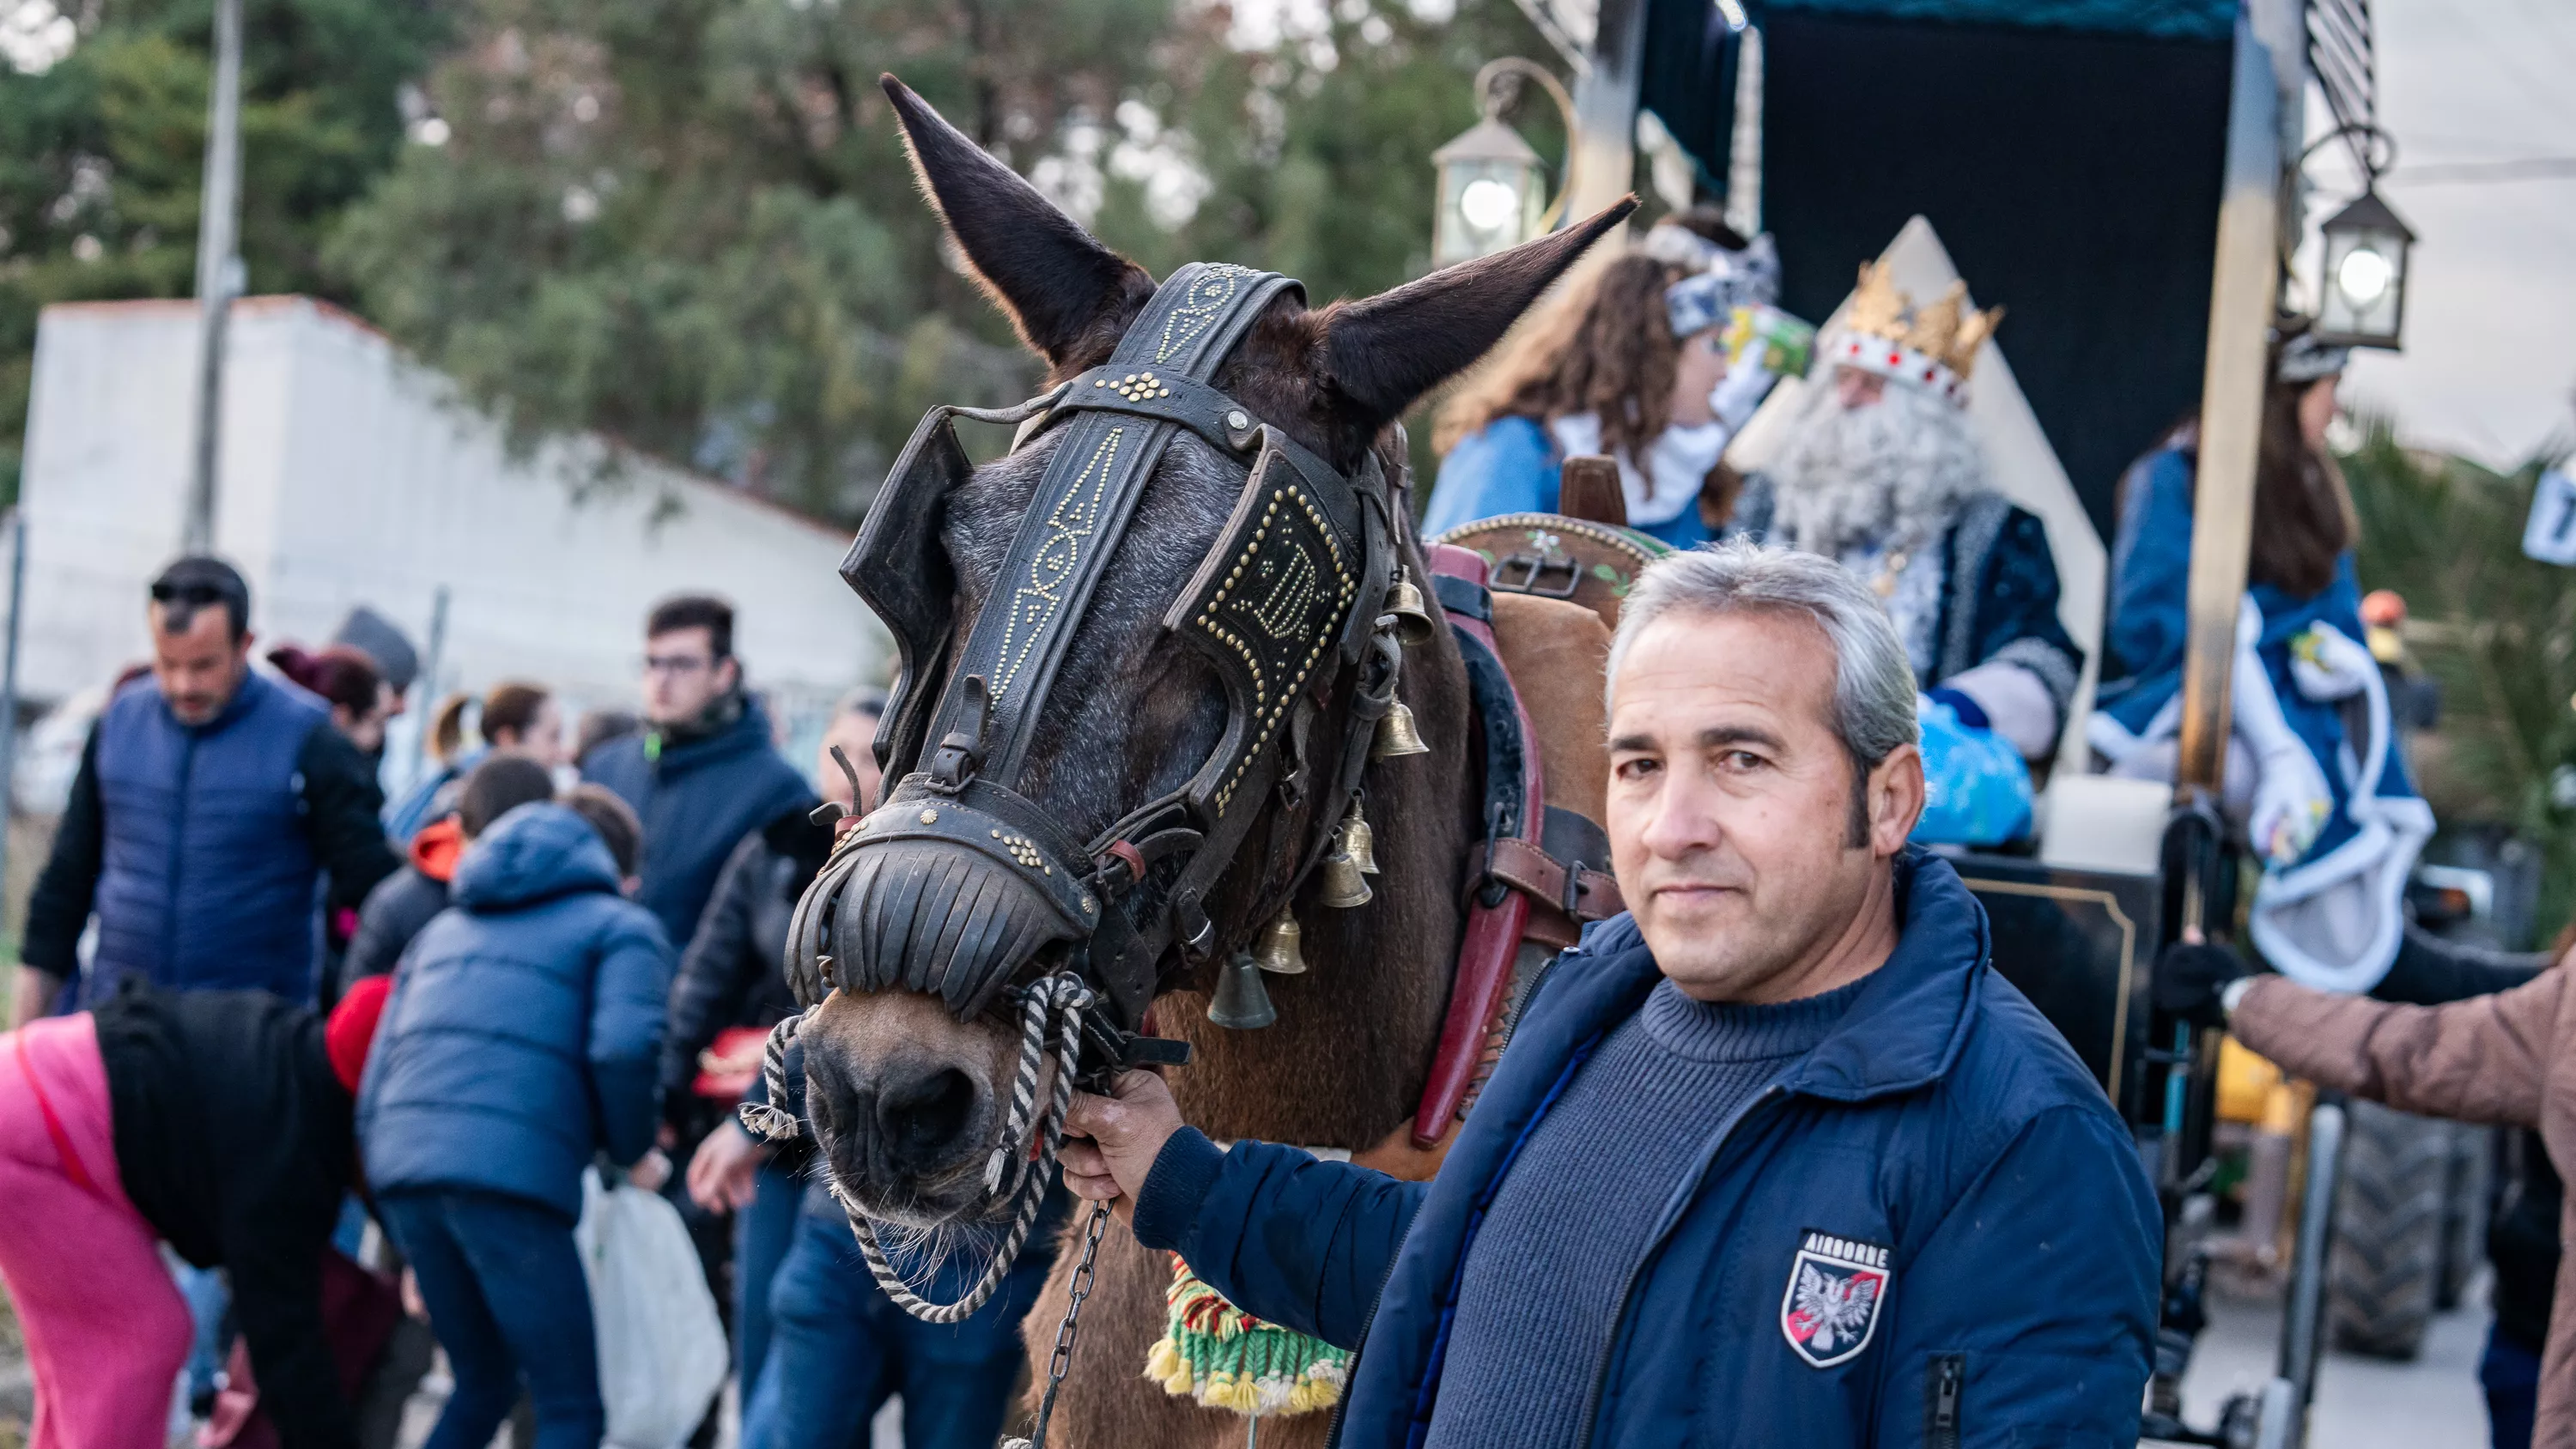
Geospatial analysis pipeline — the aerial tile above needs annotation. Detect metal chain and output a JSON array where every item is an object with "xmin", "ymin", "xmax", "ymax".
[{"xmin": 1007, "ymin": 1197, "xmax": 1113, "ymax": 1449}]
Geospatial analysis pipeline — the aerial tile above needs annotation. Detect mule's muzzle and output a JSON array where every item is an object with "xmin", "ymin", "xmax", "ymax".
[
  {"xmin": 804, "ymin": 1040, "xmax": 1000, "ymax": 1224},
  {"xmin": 788, "ymin": 777, "xmax": 1101, "ymax": 1022}
]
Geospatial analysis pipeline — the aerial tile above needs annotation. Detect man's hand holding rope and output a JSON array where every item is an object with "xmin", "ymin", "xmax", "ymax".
[{"xmin": 1060, "ymin": 1069, "xmax": 1186, "ymax": 1221}]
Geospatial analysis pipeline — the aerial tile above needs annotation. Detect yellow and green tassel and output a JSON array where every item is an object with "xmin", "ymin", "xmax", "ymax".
[{"xmin": 1144, "ymin": 1254, "xmax": 1352, "ymax": 1417}]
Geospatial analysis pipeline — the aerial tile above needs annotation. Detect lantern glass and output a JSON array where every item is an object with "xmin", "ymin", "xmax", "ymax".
[
  {"xmin": 1431, "ymin": 111, "xmax": 1549, "ymax": 270},
  {"xmin": 2316, "ymin": 189, "xmax": 2415, "ymax": 350},
  {"xmin": 1434, "ymin": 155, "xmax": 1545, "ymax": 268}
]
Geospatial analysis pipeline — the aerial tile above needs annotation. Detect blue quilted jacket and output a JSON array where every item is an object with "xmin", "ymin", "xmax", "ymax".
[{"xmin": 358, "ymin": 803, "xmax": 673, "ymax": 1219}]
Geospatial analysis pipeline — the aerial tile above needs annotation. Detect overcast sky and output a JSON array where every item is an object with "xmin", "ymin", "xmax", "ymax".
[{"xmin": 2336, "ymin": 0, "xmax": 2576, "ymax": 466}]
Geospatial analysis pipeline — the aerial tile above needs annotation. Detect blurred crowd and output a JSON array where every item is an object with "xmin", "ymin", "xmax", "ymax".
[{"xmin": 0, "ymin": 562, "xmax": 1051, "ymax": 1449}]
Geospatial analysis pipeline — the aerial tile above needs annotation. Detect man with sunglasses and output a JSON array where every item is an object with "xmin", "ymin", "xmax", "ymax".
[{"xmin": 15, "ymin": 557, "xmax": 401, "ymax": 1022}]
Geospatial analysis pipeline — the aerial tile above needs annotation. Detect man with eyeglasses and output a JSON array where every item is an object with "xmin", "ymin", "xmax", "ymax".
[
  {"xmin": 15, "ymin": 557, "xmax": 402, "ymax": 1023},
  {"xmin": 580, "ymin": 593, "xmax": 813, "ymax": 960}
]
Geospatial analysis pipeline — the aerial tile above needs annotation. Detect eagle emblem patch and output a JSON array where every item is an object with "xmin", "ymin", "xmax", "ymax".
[{"xmin": 1780, "ymin": 1229, "xmax": 1892, "ymax": 1368}]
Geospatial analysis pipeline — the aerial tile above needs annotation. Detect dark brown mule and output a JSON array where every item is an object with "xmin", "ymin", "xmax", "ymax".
[{"xmin": 797, "ymin": 76, "xmax": 1627, "ymax": 1447}]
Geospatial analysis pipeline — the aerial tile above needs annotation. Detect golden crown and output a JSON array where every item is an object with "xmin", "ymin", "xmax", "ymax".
[{"xmin": 1834, "ymin": 263, "xmax": 2004, "ymax": 403}]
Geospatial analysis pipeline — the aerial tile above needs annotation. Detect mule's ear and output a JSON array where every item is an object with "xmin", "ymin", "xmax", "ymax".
[
  {"xmin": 1319, "ymin": 199, "xmax": 1638, "ymax": 431},
  {"xmin": 882, "ymin": 75, "xmax": 1154, "ymax": 372}
]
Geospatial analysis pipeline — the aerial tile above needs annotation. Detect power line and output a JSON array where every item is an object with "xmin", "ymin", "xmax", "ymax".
[{"xmin": 2385, "ymin": 156, "xmax": 2576, "ymax": 185}]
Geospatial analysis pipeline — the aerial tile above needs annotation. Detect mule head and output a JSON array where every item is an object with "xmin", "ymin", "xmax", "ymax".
[{"xmin": 799, "ymin": 75, "xmax": 1629, "ymax": 1228}]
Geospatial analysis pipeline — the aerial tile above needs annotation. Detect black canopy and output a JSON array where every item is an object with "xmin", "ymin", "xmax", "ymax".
[{"xmin": 1643, "ymin": 0, "xmax": 2238, "ymax": 537}]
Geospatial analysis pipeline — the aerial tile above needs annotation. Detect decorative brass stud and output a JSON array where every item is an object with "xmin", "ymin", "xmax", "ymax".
[{"xmin": 918, "ymin": 808, "xmax": 940, "ymax": 823}]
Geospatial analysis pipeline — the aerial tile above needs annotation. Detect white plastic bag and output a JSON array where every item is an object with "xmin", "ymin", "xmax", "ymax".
[{"xmin": 575, "ymin": 1167, "xmax": 729, "ymax": 1449}]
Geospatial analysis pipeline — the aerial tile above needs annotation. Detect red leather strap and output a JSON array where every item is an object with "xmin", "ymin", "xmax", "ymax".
[
  {"xmin": 15, "ymin": 1028, "xmax": 103, "ymax": 1197},
  {"xmin": 1413, "ymin": 546, "xmax": 1548, "ymax": 1148}
]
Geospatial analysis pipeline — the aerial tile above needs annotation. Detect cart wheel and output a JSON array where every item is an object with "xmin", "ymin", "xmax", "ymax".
[{"xmin": 2326, "ymin": 1100, "xmax": 2448, "ymax": 1359}]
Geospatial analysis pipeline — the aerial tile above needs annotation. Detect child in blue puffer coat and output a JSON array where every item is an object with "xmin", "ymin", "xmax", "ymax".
[{"xmin": 359, "ymin": 789, "xmax": 672, "ymax": 1449}]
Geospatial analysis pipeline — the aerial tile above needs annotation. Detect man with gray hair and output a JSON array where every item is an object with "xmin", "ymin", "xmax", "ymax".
[{"xmin": 1058, "ymin": 541, "xmax": 2160, "ymax": 1447}]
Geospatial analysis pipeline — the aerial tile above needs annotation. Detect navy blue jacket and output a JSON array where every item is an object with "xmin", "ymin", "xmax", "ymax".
[
  {"xmin": 358, "ymin": 803, "xmax": 673, "ymax": 1220},
  {"xmin": 28, "ymin": 670, "xmax": 399, "ymax": 1006},
  {"xmin": 1135, "ymin": 852, "xmax": 2160, "ymax": 1448},
  {"xmin": 580, "ymin": 694, "xmax": 812, "ymax": 953}
]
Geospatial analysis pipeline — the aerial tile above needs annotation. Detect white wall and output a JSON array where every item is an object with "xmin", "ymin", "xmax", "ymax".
[{"xmin": 17, "ymin": 297, "xmax": 886, "ymax": 740}]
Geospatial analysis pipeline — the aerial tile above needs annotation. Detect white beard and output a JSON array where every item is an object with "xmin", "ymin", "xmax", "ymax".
[{"xmin": 1767, "ymin": 380, "xmax": 1988, "ymax": 558}]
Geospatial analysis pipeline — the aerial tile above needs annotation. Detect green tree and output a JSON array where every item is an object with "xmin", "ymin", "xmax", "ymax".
[
  {"xmin": 0, "ymin": 0, "xmax": 451, "ymax": 501},
  {"xmin": 2343, "ymin": 421, "xmax": 2576, "ymax": 940},
  {"xmin": 328, "ymin": 0, "xmax": 1561, "ymax": 523}
]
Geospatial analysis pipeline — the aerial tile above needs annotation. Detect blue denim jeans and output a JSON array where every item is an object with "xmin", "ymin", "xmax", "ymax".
[
  {"xmin": 378, "ymin": 1189, "xmax": 602, "ymax": 1449},
  {"xmin": 733, "ymin": 1159, "xmax": 805, "ymax": 1397},
  {"xmin": 2483, "ymin": 1321, "xmax": 2542, "ymax": 1449},
  {"xmin": 742, "ymin": 1200, "xmax": 1058, "ymax": 1449},
  {"xmin": 171, "ymin": 1258, "xmax": 229, "ymax": 1403}
]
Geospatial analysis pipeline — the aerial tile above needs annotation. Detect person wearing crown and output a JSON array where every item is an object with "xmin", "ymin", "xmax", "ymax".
[{"xmin": 1724, "ymin": 263, "xmax": 2081, "ymax": 767}]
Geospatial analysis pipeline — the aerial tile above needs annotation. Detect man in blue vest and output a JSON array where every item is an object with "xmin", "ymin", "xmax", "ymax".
[
  {"xmin": 580, "ymin": 592, "xmax": 812, "ymax": 967},
  {"xmin": 15, "ymin": 558, "xmax": 401, "ymax": 1022},
  {"xmin": 1061, "ymin": 542, "xmax": 2160, "ymax": 1447}
]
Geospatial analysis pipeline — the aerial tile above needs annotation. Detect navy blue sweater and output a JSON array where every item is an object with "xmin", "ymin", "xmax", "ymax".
[{"xmin": 1428, "ymin": 976, "xmax": 1863, "ymax": 1449}]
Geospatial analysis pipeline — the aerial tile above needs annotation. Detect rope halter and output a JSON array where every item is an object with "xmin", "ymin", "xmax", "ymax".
[{"xmin": 740, "ymin": 972, "xmax": 1097, "ymax": 1325}]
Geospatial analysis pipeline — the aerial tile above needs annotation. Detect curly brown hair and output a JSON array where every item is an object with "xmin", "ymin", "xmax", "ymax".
[{"xmin": 1435, "ymin": 253, "xmax": 1689, "ymax": 462}]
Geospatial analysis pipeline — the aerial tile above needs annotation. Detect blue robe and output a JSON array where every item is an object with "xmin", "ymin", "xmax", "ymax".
[
  {"xmin": 1422, "ymin": 416, "xmax": 1716, "ymax": 549},
  {"xmin": 2092, "ymin": 444, "xmax": 2431, "ymax": 991}
]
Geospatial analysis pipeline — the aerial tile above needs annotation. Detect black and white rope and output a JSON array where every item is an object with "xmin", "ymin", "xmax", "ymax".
[
  {"xmin": 853, "ymin": 973, "xmax": 1092, "ymax": 1324},
  {"xmin": 739, "ymin": 974, "xmax": 1097, "ymax": 1326},
  {"xmin": 738, "ymin": 1004, "xmax": 815, "ymax": 1143}
]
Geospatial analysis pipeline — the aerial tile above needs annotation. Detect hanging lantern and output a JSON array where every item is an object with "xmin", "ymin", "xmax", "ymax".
[
  {"xmin": 2315, "ymin": 187, "xmax": 2416, "ymax": 351},
  {"xmin": 1431, "ymin": 118, "xmax": 1549, "ymax": 269},
  {"xmin": 1428, "ymin": 58, "xmax": 1574, "ymax": 270}
]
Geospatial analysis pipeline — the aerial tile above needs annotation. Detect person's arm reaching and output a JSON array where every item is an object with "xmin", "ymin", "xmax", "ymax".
[
  {"xmin": 588, "ymin": 912, "xmax": 676, "ymax": 1167},
  {"xmin": 296, "ymin": 726, "xmax": 401, "ymax": 915},
  {"xmin": 1062, "ymin": 1070, "xmax": 1427, "ymax": 1349},
  {"xmin": 2372, "ymin": 924, "xmax": 2550, "ymax": 1006},
  {"xmin": 1868, "ymin": 1105, "xmax": 2162, "ymax": 1448},
  {"xmin": 2231, "ymin": 969, "xmax": 2562, "ymax": 1130},
  {"xmin": 662, "ymin": 834, "xmax": 764, "ymax": 1119},
  {"xmin": 19, "ymin": 723, "xmax": 105, "ymax": 1021}
]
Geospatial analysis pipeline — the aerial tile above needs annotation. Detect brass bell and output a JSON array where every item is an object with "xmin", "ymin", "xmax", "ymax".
[
  {"xmin": 1383, "ymin": 571, "xmax": 1439, "ymax": 647},
  {"xmin": 1342, "ymin": 803, "xmax": 1379, "ymax": 875},
  {"xmin": 1316, "ymin": 846, "xmax": 1372, "ymax": 909},
  {"xmin": 1206, "ymin": 951, "xmax": 1278, "ymax": 1030},
  {"xmin": 1252, "ymin": 909, "xmax": 1309, "ymax": 974},
  {"xmin": 1372, "ymin": 696, "xmax": 1430, "ymax": 760}
]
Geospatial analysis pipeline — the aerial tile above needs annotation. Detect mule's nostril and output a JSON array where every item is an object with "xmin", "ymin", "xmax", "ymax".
[{"xmin": 877, "ymin": 1066, "xmax": 979, "ymax": 1172}]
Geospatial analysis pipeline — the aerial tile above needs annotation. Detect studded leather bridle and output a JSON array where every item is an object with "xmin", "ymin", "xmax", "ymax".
[{"xmin": 784, "ymin": 262, "xmax": 1414, "ymax": 1074}]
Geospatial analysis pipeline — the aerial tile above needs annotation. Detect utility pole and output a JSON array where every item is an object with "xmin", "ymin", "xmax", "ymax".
[{"xmin": 183, "ymin": 0, "xmax": 243, "ymax": 557}]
